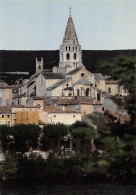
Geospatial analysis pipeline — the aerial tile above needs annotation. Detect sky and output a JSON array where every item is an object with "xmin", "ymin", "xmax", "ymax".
[{"xmin": 0, "ymin": 0, "xmax": 136, "ymax": 50}]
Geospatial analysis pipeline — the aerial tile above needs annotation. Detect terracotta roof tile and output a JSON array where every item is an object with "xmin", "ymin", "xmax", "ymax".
[
  {"xmin": 31, "ymin": 96, "xmax": 44, "ymax": 100},
  {"xmin": 43, "ymin": 105, "xmax": 80, "ymax": 113},
  {"xmin": 105, "ymin": 80, "xmax": 119, "ymax": 84},
  {"xmin": 0, "ymin": 106, "xmax": 11, "ymax": 114}
]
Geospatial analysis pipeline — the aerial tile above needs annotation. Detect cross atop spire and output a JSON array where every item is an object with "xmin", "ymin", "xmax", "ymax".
[{"xmin": 69, "ymin": 7, "xmax": 71, "ymax": 17}]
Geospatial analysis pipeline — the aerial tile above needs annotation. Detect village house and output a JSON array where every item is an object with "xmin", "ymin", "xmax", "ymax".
[{"xmin": 0, "ymin": 106, "xmax": 12, "ymax": 126}]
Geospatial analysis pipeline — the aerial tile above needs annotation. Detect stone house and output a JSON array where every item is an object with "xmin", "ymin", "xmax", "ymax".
[
  {"xmin": 105, "ymin": 80, "xmax": 128, "ymax": 96},
  {"xmin": 26, "ymin": 96, "xmax": 44, "ymax": 107},
  {"xmin": 0, "ymin": 106, "xmax": 12, "ymax": 126},
  {"xmin": 41, "ymin": 105, "xmax": 81, "ymax": 125}
]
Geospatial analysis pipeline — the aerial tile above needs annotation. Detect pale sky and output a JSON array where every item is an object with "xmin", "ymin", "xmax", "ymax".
[{"xmin": 0, "ymin": 0, "xmax": 136, "ymax": 50}]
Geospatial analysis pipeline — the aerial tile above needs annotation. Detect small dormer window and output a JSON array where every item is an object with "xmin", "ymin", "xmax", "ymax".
[{"xmin": 66, "ymin": 84, "xmax": 69, "ymax": 87}]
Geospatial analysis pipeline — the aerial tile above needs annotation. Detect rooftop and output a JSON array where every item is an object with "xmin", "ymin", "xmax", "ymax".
[
  {"xmin": 31, "ymin": 96, "xmax": 44, "ymax": 100},
  {"xmin": 66, "ymin": 68, "xmax": 81, "ymax": 75},
  {"xmin": 74, "ymin": 78, "xmax": 93, "ymax": 85},
  {"xmin": 46, "ymin": 77, "xmax": 71, "ymax": 91},
  {"xmin": 94, "ymin": 73, "xmax": 105, "ymax": 81},
  {"xmin": 105, "ymin": 80, "xmax": 119, "ymax": 84},
  {"xmin": 43, "ymin": 105, "xmax": 80, "ymax": 113}
]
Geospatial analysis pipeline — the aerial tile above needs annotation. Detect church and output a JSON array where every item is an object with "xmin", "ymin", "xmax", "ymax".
[{"xmin": 13, "ymin": 9, "xmax": 128, "ymax": 115}]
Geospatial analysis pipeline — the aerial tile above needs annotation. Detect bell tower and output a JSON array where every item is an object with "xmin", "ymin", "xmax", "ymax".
[
  {"xmin": 58, "ymin": 8, "xmax": 83, "ymax": 74},
  {"xmin": 36, "ymin": 57, "xmax": 44, "ymax": 73}
]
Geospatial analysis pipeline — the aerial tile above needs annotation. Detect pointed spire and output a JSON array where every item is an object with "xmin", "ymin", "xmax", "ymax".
[
  {"xmin": 69, "ymin": 7, "xmax": 71, "ymax": 17},
  {"xmin": 62, "ymin": 8, "xmax": 79, "ymax": 45}
]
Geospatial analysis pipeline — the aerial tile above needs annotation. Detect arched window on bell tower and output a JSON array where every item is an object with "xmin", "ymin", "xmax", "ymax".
[
  {"xmin": 74, "ymin": 53, "xmax": 77, "ymax": 60},
  {"xmin": 66, "ymin": 53, "xmax": 70, "ymax": 60}
]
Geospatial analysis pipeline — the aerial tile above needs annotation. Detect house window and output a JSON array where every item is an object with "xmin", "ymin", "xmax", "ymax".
[
  {"xmin": 69, "ymin": 46, "xmax": 70, "ymax": 51},
  {"xmin": 2, "ymin": 115, "xmax": 4, "ymax": 119},
  {"xmin": 73, "ymin": 115, "xmax": 76, "ymax": 118},
  {"xmin": 1, "ymin": 120, "xmax": 5, "ymax": 125},
  {"xmin": 7, "ymin": 115, "xmax": 10, "ymax": 118},
  {"xmin": 74, "ymin": 53, "xmax": 77, "ymax": 60},
  {"xmin": 66, "ymin": 53, "xmax": 70, "ymax": 60},
  {"xmin": 7, "ymin": 121, "xmax": 10, "ymax": 126},
  {"xmin": 108, "ymin": 87, "xmax": 111, "ymax": 93},
  {"xmin": 75, "ymin": 46, "xmax": 77, "ymax": 51},
  {"xmin": 53, "ymin": 115, "xmax": 56, "ymax": 118},
  {"xmin": 66, "ymin": 83, "xmax": 69, "ymax": 87},
  {"xmin": 73, "ymin": 46, "xmax": 74, "ymax": 51},
  {"xmin": 66, "ymin": 46, "xmax": 67, "ymax": 51},
  {"xmin": 117, "ymin": 86, "xmax": 120, "ymax": 93},
  {"xmin": 69, "ymin": 93, "xmax": 72, "ymax": 96}
]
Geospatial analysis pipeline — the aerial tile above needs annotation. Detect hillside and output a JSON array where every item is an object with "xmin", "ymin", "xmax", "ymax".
[{"xmin": 0, "ymin": 50, "xmax": 135, "ymax": 74}]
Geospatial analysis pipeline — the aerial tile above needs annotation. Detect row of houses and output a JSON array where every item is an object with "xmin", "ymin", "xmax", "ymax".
[{"xmin": 0, "ymin": 104, "xmax": 81, "ymax": 127}]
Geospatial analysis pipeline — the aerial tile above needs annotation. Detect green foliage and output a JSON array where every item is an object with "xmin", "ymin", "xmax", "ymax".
[
  {"xmin": 0, "ymin": 156, "xmax": 18, "ymax": 179},
  {"xmin": 12, "ymin": 124, "xmax": 41, "ymax": 152},
  {"xmin": 42, "ymin": 123, "xmax": 68, "ymax": 150},
  {"xmin": 0, "ymin": 73, "xmax": 29, "ymax": 85},
  {"xmin": 100, "ymin": 56, "xmax": 136, "ymax": 124},
  {"xmin": 0, "ymin": 125, "xmax": 12, "ymax": 152},
  {"xmin": 82, "ymin": 56, "xmax": 136, "ymax": 179},
  {"xmin": 17, "ymin": 153, "xmax": 46, "ymax": 179},
  {"xmin": 0, "ymin": 124, "xmax": 41, "ymax": 153}
]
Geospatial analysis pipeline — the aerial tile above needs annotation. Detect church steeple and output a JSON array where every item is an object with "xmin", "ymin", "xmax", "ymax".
[
  {"xmin": 58, "ymin": 8, "xmax": 83, "ymax": 74},
  {"xmin": 62, "ymin": 8, "xmax": 79, "ymax": 45}
]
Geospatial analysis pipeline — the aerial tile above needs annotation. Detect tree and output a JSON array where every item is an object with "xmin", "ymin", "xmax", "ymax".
[
  {"xmin": 12, "ymin": 124, "xmax": 41, "ymax": 152},
  {"xmin": 82, "ymin": 56, "xmax": 136, "ymax": 180},
  {"xmin": 42, "ymin": 123, "xmax": 68, "ymax": 151}
]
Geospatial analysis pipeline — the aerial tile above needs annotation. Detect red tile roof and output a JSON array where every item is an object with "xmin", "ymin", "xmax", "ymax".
[
  {"xmin": 31, "ymin": 96, "xmax": 44, "ymax": 100},
  {"xmin": 43, "ymin": 105, "xmax": 80, "ymax": 113},
  {"xmin": 105, "ymin": 80, "xmax": 119, "ymax": 84}
]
